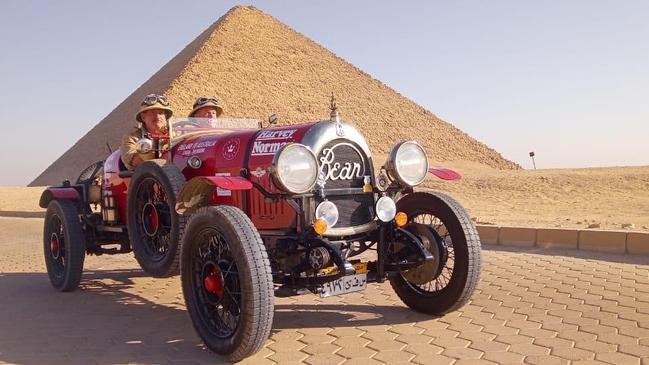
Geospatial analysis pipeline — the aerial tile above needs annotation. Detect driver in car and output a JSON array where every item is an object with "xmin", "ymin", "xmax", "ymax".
[
  {"xmin": 120, "ymin": 93, "xmax": 174, "ymax": 170},
  {"xmin": 188, "ymin": 96, "xmax": 224, "ymax": 126}
]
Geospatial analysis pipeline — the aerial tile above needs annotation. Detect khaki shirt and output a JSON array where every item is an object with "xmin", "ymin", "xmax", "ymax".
[{"xmin": 120, "ymin": 128, "xmax": 169, "ymax": 170}]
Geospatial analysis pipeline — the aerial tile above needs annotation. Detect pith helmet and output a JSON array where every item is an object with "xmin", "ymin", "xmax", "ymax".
[
  {"xmin": 136, "ymin": 94, "xmax": 173, "ymax": 124},
  {"xmin": 188, "ymin": 96, "xmax": 224, "ymax": 118}
]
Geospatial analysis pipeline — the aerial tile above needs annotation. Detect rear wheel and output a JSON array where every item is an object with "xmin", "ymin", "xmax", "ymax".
[
  {"xmin": 43, "ymin": 200, "xmax": 86, "ymax": 292},
  {"xmin": 181, "ymin": 206, "xmax": 274, "ymax": 361},
  {"xmin": 389, "ymin": 191, "xmax": 481, "ymax": 314},
  {"xmin": 127, "ymin": 160, "xmax": 185, "ymax": 278}
]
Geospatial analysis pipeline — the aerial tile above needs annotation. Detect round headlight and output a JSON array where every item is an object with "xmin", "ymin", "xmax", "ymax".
[
  {"xmin": 272, "ymin": 143, "xmax": 318, "ymax": 194},
  {"xmin": 376, "ymin": 196, "xmax": 396, "ymax": 222},
  {"xmin": 386, "ymin": 141, "xmax": 429, "ymax": 186},
  {"xmin": 315, "ymin": 200, "xmax": 339, "ymax": 227}
]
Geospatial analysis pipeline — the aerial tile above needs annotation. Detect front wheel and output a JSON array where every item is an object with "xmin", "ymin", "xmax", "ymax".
[
  {"xmin": 181, "ymin": 206, "xmax": 274, "ymax": 361},
  {"xmin": 389, "ymin": 191, "xmax": 481, "ymax": 314},
  {"xmin": 43, "ymin": 200, "xmax": 86, "ymax": 291}
]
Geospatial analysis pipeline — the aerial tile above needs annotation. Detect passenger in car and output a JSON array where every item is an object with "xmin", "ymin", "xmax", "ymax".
[
  {"xmin": 188, "ymin": 96, "xmax": 224, "ymax": 125},
  {"xmin": 120, "ymin": 93, "xmax": 174, "ymax": 170}
]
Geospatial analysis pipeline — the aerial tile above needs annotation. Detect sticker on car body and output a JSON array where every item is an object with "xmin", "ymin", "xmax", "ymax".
[
  {"xmin": 251, "ymin": 128, "xmax": 297, "ymax": 156},
  {"xmin": 214, "ymin": 172, "xmax": 232, "ymax": 196},
  {"xmin": 222, "ymin": 138, "xmax": 240, "ymax": 160}
]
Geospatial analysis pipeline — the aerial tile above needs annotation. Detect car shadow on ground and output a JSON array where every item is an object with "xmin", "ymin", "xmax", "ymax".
[
  {"xmin": 0, "ymin": 270, "xmax": 227, "ymax": 365},
  {"xmin": 273, "ymin": 302, "xmax": 436, "ymax": 331},
  {"xmin": 0, "ymin": 269, "xmax": 436, "ymax": 365}
]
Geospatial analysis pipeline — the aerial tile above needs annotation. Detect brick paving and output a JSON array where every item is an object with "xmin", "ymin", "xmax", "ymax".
[{"xmin": 1, "ymin": 217, "xmax": 648, "ymax": 365}]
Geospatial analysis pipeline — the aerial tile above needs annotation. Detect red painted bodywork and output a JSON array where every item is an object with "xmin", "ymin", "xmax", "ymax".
[
  {"xmin": 428, "ymin": 167, "xmax": 462, "ymax": 181},
  {"xmin": 171, "ymin": 124, "xmax": 314, "ymax": 229},
  {"xmin": 102, "ymin": 123, "xmax": 315, "ymax": 229},
  {"xmin": 39, "ymin": 188, "xmax": 81, "ymax": 208},
  {"xmin": 202, "ymin": 176, "xmax": 253, "ymax": 190}
]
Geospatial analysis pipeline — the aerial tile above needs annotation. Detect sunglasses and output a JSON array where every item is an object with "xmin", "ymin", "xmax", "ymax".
[
  {"xmin": 142, "ymin": 94, "xmax": 170, "ymax": 106},
  {"xmin": 193, "ymin": 97, "xmax": 219, "ymax": 108}
]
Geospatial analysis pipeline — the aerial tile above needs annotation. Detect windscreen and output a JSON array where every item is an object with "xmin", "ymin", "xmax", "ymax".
[{"xmin": 170, "ymin": 117, "xmax": 259, "ymax": 141}]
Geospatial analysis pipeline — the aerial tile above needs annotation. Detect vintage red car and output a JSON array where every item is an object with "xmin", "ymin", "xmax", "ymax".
[{"xmin": 40, "ymin": 107, "xmax": 481, "ymax": 361}]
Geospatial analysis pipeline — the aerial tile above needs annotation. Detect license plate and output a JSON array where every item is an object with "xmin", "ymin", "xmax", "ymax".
[{"xmin": 320, "ymin": 273, "xmax": 367, "ymax": 298}]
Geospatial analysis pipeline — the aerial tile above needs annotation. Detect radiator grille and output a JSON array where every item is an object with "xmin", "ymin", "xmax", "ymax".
[
  {"xmin": 322, "ymin": 194, "xmax": 375, "ymax": 227},
  {"xmin": 317, "ymin": 139, "xmax": 374, "ymax": 228}
]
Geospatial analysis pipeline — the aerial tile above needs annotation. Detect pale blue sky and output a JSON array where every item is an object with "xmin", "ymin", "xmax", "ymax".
[{"xmin": 1, "ymin": 1, "xmax": 648, "ymax": 186}]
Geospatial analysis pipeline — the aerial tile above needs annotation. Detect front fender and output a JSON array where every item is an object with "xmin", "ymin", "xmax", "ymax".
[
  {"xmin": 428, "ymin": 167, "xmax": 462, "ymax": 181},
  {"xmin": 39, "ymin": 187, "xmax": 81, "ymax": 208},
  {"xmin": 175, "ymin": 176, "xmax": 252, "ymax": 215}
]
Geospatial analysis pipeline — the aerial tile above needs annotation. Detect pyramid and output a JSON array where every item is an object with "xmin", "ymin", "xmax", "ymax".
[{"xmin": 30, "ymin": 6, "xmax": 519, "ymax": 186}]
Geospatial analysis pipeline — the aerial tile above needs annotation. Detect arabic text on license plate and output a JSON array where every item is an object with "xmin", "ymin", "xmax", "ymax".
[{"xmin": 320, "ymin": 273, "xmax": 367, "ymax": 298}]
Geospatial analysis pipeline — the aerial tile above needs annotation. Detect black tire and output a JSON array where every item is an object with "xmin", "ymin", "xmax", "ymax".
[
  {"xmin": 389, "ymin": 191, "xmax": 481, "ymax": 314},
  {"xmin": 181, "ymin": 206, "xmax": 274, "ymax": 361},
  {"xmin": 43, "ymin": 199, "xmax": 86, "ymax": 292},
  {"xmin": 127, "ymin": 159, "xmax": 186, "ymax": 278}
]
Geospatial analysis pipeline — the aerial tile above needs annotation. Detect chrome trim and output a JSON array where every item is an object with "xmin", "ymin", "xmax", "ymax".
[
  {"xmin": 187, "ymin": 155, "xmax": 202, "ymax": 169},
  {"xmin": 323, "ymin": 221, "xmax": 378, "ymax": 237},
  {"xmin": 322, "ymin": 188, "xmax": 367, "ymax": 195},
  {"xmin": 302, "ymin": 120, "xmax": 372, "ymax": 158},
  {"xmin": 302, "ymin": 120, "xmax": 376, "ymax": 236}
]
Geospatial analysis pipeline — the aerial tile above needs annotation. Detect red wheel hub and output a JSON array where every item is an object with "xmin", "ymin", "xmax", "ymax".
[
  {"xmin": 204, "ymin": 267, "xmax": 224, "ymax": 297},
  {"xmin": 150, "ymin": 206, "xmax": 159, "ymax": 233},
  {"xmin": 50, "ymin": 234, "xmax": 60, "ymax": 256},
  {"xmin": 142, "ymin": 202, "xmax": 160, "ymax": 236}
]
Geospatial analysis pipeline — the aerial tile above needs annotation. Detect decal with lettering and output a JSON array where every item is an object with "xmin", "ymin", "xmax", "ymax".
[
  {"xmin": 319, "ymin": 143, "xmax": 366, "ymax": 181},
  {"xmin": 177, "ymin": 139, "xmax": 217, "ymax": 157},
  {"xmin": 256, "ymin": 129, "xmax": 297, "ymax": 140},
  {"xmin": 251, "ymin": 140, "xmax": 290, "ymax": 156},
  {"xmin": 251, "ymin": 128, "xmax": 298, "ymax": 156}
]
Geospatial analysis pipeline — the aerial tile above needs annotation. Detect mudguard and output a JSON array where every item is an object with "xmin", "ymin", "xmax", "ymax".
[
  {"xmin": 39, "ymin": 187, "xmax": 81, "ymax": 208},
  {"xmin": 428, "ymin": 167, "xmax": 462, "ymax": 181},
  {"xmin": 176, "ymin": 176, "xmax": 252, "ymax": 214}
]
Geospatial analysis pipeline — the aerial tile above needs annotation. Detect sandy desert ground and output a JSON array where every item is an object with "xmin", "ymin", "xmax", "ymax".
[
  {"xmin": 3, "ymin": 164, "xmax": 649, "ymax": 231},
  {"xmin": 424, "ymin": 163, "xmax": 649, "ymax": 231}
]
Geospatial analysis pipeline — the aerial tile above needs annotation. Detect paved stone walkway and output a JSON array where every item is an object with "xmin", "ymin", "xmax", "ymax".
[{"xmin": 1, "ymin": 217, "xmax": 648, "ymax": 365}]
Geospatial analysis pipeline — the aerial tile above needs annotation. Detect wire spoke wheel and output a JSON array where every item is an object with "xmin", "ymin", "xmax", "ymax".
[
  {"xmin": 181, "ymin": 206, "xmax": 273, "ymax": 361},
  {"xmin": 134, "ymin": 177, "xmax": 172, "ymax": 261},
  {"xmin": 192, "ymin": 228, "xmax": 241, "ymax": 339},
  {"xmin": 127, "ymin": 160, "xmax": 185, "ymax": 278},
  {"xmin": 389, "ymin": 192, "xmax": 481, "ymax": 315}
]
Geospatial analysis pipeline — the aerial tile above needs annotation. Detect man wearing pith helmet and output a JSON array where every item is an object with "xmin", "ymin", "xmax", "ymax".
[
  {"xmin": 189, "ymin": 96, "xmax": 224, "ymax": 119},
  {"xmin": 120, "ymin": 93, "xmax": 174, "ymax": 170}
]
